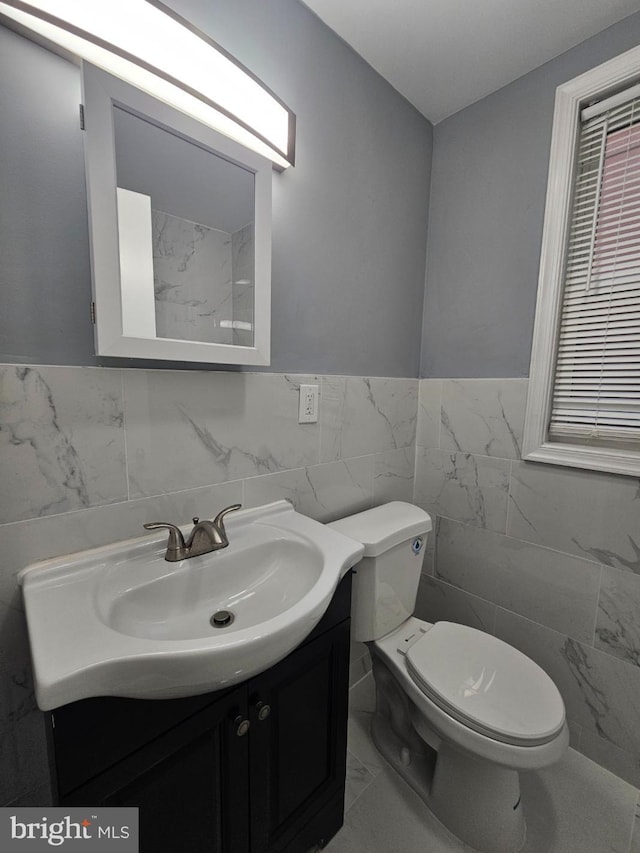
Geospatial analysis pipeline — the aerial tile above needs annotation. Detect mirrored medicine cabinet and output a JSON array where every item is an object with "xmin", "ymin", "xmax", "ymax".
[{"xmin": 81, "ymin": 63, "xmax": 272, "ymax": 365}]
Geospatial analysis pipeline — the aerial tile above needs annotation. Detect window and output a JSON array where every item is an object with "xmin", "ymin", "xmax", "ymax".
[{"xmin": 524, "ymin": 46, "xmax": 640, "ymax": 476}]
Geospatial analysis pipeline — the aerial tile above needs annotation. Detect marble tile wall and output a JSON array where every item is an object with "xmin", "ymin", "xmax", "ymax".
[
  {"xmin": 413, "ymin": 377, "xmax": 640, "ymax": 788},
  {"xmin": 231, "ymin": 222, "xmax": 255, "ymax": 348},
  {"xmin": 0, "ymin": 364, "xmax": 417, "ymax": 805},
  {"xmin": 152, "ymin": 210, "xmax": 234, "ymax": 345}
]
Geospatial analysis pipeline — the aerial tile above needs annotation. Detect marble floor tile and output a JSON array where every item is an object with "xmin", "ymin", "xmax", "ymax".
[
  {"xmin": 344, "ymin": 750, "xmax": 377, "ymax": 811},
  {"xmin": 346, "ymin": 711, "xmax": 384, "ymax": 778},
  {"xmin": 349, "ymin": 649, "xmax": 372, "ymax": 688},
  {"xmin": 330, "ymin": 707, "xmax": 639, "ymax": 853},
  {"xmin": 519, "ymin": 748, "xmax": 637, "ymax": 853},
  {"xmin": 630, "ymin": 799, "xmax": 640, "ymax": 853},
  {"xmin": 579, "ymin": 728, "xmax": 640, "ymax": 790},
  {"xmin": 349, "ymin": 671, "xmax": 376, "ymax": 714},
  {"xmin": 326, "ymin": 766, "xmax": 471, "ymax": 853},
  {"xmin": 0, "ymin": 712, "xmax": 50, "ymax": 805}
]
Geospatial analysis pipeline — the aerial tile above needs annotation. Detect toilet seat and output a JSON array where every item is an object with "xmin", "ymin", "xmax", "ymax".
[{"xmin": 405, "ymin": 622, "xmax": 565, "ymax": 747}]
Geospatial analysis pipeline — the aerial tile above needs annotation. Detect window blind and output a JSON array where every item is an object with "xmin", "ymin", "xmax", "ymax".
[{"xmin": 549, "ymin": 91, "xmax": 640, "ymax": 442}]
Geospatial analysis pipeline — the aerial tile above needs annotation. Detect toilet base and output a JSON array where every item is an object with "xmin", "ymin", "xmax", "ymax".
[
  {"xmin": 371, "ymin": 690, "xmax": 526, "ymax": 853},
  {"xmin": 429, "ymin": 740, "xmax": 526, "ymax": 853}
]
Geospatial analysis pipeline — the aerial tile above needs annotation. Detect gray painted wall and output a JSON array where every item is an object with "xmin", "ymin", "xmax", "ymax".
[
  {"xmin": 0, "ymin": 0, "xmax": 432, "ymax": 377},
  {"xmin": 420, "ymin": 10, "xmax": 640, "ymax": 378}
]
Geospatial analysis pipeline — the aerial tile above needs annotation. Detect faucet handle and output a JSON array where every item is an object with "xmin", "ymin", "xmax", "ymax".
[
  {"xmin": 212, "ymin": 503, "xmax": 242, "ymax": 536},
  {"xmin": 143, "ymin": 522, "xmax": 186, "ymax": 556}
]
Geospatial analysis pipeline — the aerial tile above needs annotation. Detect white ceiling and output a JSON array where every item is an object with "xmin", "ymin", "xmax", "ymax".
[{"xmin": 301, "ymin": 0, "xmax": 640, "ymax": 123}]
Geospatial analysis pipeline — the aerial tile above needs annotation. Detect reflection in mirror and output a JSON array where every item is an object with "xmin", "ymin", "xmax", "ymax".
[
  {"xmin": 82, "ymin": 62, "xmax": 271, "ymax": 364},
  {"xmin": 113, "ymin": 107, "xmax": 255, "ymax": 347}
]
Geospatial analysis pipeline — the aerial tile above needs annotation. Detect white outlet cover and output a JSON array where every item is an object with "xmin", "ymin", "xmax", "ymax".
[{"xmin": 299, "ymin": 384, "xmax": 319, "ymax": 423}]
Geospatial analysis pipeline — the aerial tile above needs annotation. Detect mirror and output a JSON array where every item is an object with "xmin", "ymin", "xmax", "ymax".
[{"xmin": 82, "ymin": 63, "xmax": 272, "ymax": 364}]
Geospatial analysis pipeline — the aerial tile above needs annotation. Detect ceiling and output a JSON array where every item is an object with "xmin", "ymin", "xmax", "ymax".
[{"xmin": 300, "ymin": 0, "xmax": 640, "ymax": 123}]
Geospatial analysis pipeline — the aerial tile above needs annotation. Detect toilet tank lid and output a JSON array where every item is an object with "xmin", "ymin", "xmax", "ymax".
[{"xmin": 328, "ymin": 502, "xmax": 432, "ymax": 557}]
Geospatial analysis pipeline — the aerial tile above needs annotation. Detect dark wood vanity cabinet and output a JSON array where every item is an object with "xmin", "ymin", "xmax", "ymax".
[{"xmin": 49, "ymin": 573, "xmax": 352, "ymax": 853}]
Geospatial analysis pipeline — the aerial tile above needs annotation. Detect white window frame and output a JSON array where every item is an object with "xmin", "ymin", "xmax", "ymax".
[{"xmin": 523, "ymin": 44, "xmax": 640, "ymax": 477}]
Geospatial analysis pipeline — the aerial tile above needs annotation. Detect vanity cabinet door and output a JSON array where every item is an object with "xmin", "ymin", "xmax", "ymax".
[
  {"xmin": 61, "ymin": 689, "xmax": 250, "ymax": 853},
  {"xmin": 247, "ymin": 619, "xmax": 351, "ymax": 853}
]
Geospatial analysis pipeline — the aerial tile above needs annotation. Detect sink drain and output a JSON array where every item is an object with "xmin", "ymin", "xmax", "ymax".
[{"xmin": 211, "ymin": 610, "xmax": 234, "ymax": 628}]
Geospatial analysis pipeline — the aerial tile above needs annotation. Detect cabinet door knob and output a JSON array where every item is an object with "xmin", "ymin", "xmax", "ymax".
[
  {"xmin": 233, "ymin": 715, "xmax": 250, "ymax": 737},
  {"xmin": 255, "ymin": 701, "xmax": 271, "ymax": 721}
]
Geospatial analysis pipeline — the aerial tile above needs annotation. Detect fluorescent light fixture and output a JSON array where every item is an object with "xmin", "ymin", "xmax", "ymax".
[{"xmin": 0, "ymin": 0, "xmax": 295, "ymax": 168}]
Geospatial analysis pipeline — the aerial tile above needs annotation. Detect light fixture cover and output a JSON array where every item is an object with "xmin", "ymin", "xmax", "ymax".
[{"xmin": 0, "ymin": 0, "xmax": 295, "ymax": 167}]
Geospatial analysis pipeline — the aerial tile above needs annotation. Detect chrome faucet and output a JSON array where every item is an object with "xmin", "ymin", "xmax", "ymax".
[{"xmin": 144, "ymin": 504, "xmax": 242, "ymax": 562}]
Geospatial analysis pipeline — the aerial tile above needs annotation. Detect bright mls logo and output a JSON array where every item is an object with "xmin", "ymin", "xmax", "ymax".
[{"xmin": 0, "ymin": 808, "xmax": 138, "ymax": 850}]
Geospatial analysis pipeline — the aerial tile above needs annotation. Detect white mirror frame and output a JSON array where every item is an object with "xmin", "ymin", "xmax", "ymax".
[{"xmin": 82, "ymin": 62, "xmax": 272, "ymax": 365}]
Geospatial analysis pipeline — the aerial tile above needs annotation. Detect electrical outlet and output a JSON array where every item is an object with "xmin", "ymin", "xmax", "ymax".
[{"xmin": 298, "ymin": 384, "xmax": 319, "ymax": 423}]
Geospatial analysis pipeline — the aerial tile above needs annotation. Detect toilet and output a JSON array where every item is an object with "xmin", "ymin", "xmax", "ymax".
[{"xmin": 329, "ymin": 501, "xmax": 569, "ymax": 853}]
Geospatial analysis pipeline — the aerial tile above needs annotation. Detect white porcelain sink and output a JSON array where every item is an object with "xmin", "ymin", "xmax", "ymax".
[{"xmin": 19, "ymin": 501, "xmax": 364, "ymax": 710}]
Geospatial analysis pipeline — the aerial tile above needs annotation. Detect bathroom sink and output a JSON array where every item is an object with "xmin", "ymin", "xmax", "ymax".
[{"xmin": 19, "ymin": 501, "xmax": 364, "ymax": 710}]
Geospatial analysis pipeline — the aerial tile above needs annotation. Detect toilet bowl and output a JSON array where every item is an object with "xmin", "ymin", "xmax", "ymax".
[{"xmin": 329, "ymin": 502, "xmax": 569, "ymax": 853}]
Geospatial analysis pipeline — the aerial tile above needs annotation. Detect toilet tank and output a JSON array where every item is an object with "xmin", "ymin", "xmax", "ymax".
[{"xmin": 329, "ymin": 502, "xmax": 432, "ymax": 642}]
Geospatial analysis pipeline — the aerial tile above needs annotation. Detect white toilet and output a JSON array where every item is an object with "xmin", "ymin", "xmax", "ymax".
[{"xmin": 330, "ymin": 501, "xmax": 569, "ymax": 853}]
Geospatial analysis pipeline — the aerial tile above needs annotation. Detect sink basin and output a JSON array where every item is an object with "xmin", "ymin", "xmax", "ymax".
[
  {"xmin": 19, "ymin": 501, "xmax": 364, "ymax": 710},
  {"xmin": 101, "ymin": 535, "xmax": 324, "ymax": 642}
]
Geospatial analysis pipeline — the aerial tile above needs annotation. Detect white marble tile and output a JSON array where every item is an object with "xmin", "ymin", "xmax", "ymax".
[
  {"xmin": 579, "ymin": 728, "xmax": 640, "ymax": 789},
  {"xmin": 152, "ymin": 211, "xmax": 235, "ymax": 345},
  {"xmin": 349, "ymin": 671, "xmax": 376, "ymax": 714},
  {"xmin": 422, "ymin": 515, "xmax": 436, "ymax": 576},
  {"xmin": 0, "ymin": 712, "xmax": 50, "ymax": 806},
  {"xmin": 631, "ymin": 799, "xmax": 640, "ymax": 853},
  {"xmin": 596, "ymin": 565, "xmax": 640, "ymax": 667},
  {"xmin": 325, "ymin": 767, "xmax": 471, "ymax": 853},
  {"xmin": 6, "ymin": 780, "xmax": 53, "ymax": 808},
  {"xmin": 344, "ymin": 750, "xmax": 377, "ymax": 812},
  {"xmin": 0, "ymin": 366, "xmax": 127, "ymax": 524},
  {"xmin": 436, "ymin": 518, "xmax": 601, "ymax": 642},
  {"xmin": 0, "ymin": 480, "xmax": 243, "ymax": 610},
  {"xmin": 244, "ymin": 457, "xmax": 373, "ymax": 523},
  {"xmin": 373, "ymin": 447, "xmax": 414, "ymax": 504},
  {"xmin": 568, "ymin": 719, "xmax": 583, "ymax": 750},
  {"xmin": 414, "ymin": 448, "xmax": 510, "ymax": 533},
  {"xmin": 494, "ymin": 608, "xmax": 640, "ymax": 763},
  {"xmin": 440, "ymin": 378, "xmax": 527, "ymax": 460},
  {"xmin": 417, "ymin": 379, "xmax": 442, "ymax": 449},
  {"xmin": 124, "ymin": 371, "xmax": 320, "ymax": 497},
  {"xmin": 0, "ymin": 602, "xmax": 36, "ymax": 730},
  {"xmin": 350, "ymin": 640, "xmax": 369, "ymax": 664},
  {"xmin": 349, "ymin": 650, "xmax": 372, "ymax": 688},
  {"xmin": 331, "ymin": 725, "xmax": 638, "ymax": 853},
  {"xmin": 519, "ymin": 748, "xmax": 638, "ymax": 853},
  {"xmin": 508, "ymin": 461, "xmax": 640, "ymax": 571},
  {"xmin": 320, "ymin": 376, "xmax": 417, "ymax": 463},
  {"xmin": 415, "ymin": 574, "xmax": 496, "ymax": 633},
  {"xmin": 346, "ymin": 711, "xmax": 384, "ymax": 779}
]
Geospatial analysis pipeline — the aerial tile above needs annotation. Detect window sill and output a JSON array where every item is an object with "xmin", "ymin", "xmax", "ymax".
[{"xmin": 522, "ymin": 440, "xmax": 640, "ymax": 478}]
